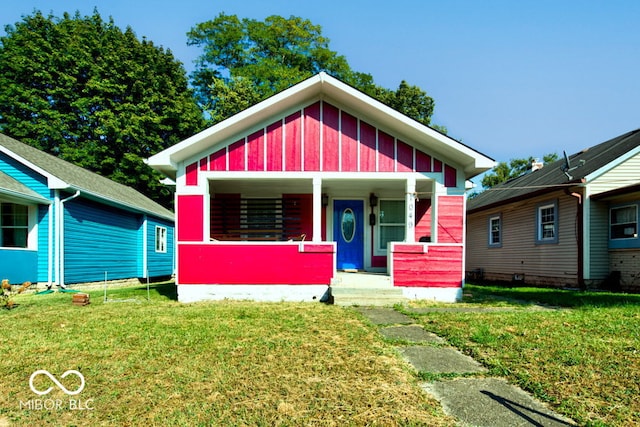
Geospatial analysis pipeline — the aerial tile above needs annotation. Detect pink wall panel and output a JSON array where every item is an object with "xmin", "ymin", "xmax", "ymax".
[
  {"xmin": 247, "ymin": 129, "xmax": 265, "ymax": 171},
  {"xmin": 228, "ymin": 138, "xmax": 245, "ymax": 171},
  {"xmin": 177, "ymin": 195, "xmax": 204, "ymax": 241},
  {"xmin": 200, "ymin": 157, "xmax": 208, "ymax": 171},
  {"xmin": 284, "ymin": 112, "xmax": 302, "ymax": 171},
  {"xmin": 322, "ymin": 103, "xmax": 340, "ymax": 171},
  {"xmin": 392, "ymin": 245, "xmax": 463, "ymax": 288},
  {"xmin": 437, "ymin": 196, "xmax": 464, "ymax": 243},
  {"xmin": 415, "ymin": 199, "xmax": 432, "ymax": 241},
  {"xmin": 283, "ymin": 193, "xmax": 313, "ymax": 240},
  {"xmin": 304, "ymin": 102, "xmax": 321, "ymax": 171},
  {"xmin": 378, "ymin": 131, "xmax": 395, "ymax": 172},
  {"xmin": 397, "ymin": 140, "xmax": 414, "ymax": 172},
  {"xmin": 341, "ymin": 112, "xmax": 358, "ymax": 172},
  {"xmin": 178, "ymin": 244, "xmax": 334, "ymax": 284},
  {"xmin": 210, "ymin": 148, "xmax": 227, "ymax": 171},
  {"xmin": 444, "ymin": 164, "xmax": 457, "ymax": 187},
  {"xmin": 416, "ymin": 151, "xmax": 431, "ymax": 172},
  {"xmin": 266, "ymin": 121, "xmax": 283, "ymax": 171},
  {"xmin": 185, "ymin": 162, "xmax": 198, "ymax": 186},
  {"xmin": 433, "ymin": 158, "xmax": 443, "ymax": 173},
  {"xmin": 359, "ymin": 121, "xmax": 377, "ymax": 172}
]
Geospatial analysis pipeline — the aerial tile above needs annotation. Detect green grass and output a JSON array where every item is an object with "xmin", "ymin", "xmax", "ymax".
[
  {"xmin": 0, "ymin": 283, "xmax": 452, "ymax": 426},
  {"xmin": 406, "ymin": 284, "xmax": 640, "ymax": 427}
]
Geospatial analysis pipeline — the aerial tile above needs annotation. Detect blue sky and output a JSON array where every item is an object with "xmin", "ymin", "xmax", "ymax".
[{"xmin": 4, "ymin": 0, "xmax": 640, "ymax": 178}]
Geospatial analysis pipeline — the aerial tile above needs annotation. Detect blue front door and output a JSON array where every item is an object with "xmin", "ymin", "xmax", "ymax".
[{"xmin": 334, "ymin": 200, "xmax": 364, "ymax": 270}]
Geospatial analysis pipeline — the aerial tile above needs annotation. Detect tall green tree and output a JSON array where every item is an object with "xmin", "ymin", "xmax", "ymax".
[
  {"xmin": 187, "ymin": 13, "xmax": 441, "ymax": 129},
  {"xmin": 0, "ymin": 10, "xmax": 205, "ymax": 206},
  {"xmin": 481, "ymin": 153, "xmax": 558, "ymax": 189}
]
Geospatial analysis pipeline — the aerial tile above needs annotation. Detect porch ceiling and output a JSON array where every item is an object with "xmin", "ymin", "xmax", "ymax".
[{"xmin": 209, "ymin": 177, "xmax": 433, "ymax": 198}]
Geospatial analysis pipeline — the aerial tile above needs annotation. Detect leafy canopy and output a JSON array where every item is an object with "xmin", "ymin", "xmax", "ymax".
[
  {"xmin": 188, "ymin": 13, "xmax": 442, "ymax": 130},
  {"xmin": 0, "ymin": 10, "xmax": 205, "ymax": 206}
]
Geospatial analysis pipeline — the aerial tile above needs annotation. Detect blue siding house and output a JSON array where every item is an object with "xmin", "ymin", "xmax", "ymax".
[{"xmin": 0, "ymin": 133, "xmax": 175, "ymax": 288}]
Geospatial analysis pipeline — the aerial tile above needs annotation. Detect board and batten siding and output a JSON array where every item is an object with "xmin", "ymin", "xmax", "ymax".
[
  {"xmin": 466, "ymin": 190, "xmax": 580, "ymax": 287},
  {"xmin": 63, "ymin": 197, "xmax": 141, "ymax": 283},
  {"xmin": 146, "ymin": 217, "xmax": 175, "ymax": 278}
]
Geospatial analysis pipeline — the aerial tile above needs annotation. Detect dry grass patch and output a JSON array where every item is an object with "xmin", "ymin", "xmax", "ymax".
[{"xmin": 1, "ymin": 284, "xmax": 452, "ymax": 426}]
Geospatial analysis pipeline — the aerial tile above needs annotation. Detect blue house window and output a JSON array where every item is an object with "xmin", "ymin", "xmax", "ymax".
[
  {"xmin": 1, "ymin": 203, "xmax": 29, "ymax": 248},
  {"xmin": 155, "ymin": 226, "xmax": 167, "ymax": 253},
  {"xmin": 536, "ymin": 201, "xmax": 558, "ymax": 244},
  {"xmin": 610, "ymin": 205, "xmax": 637, "ymax": 240},
  {"xmin": 488, "ymin": 214, "xmax": 502, "ymax": 247}
]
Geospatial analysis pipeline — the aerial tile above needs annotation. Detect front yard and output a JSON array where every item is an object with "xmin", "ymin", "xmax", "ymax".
[{"xmin": 1, "ymin": 282, "xmax": 638, "ymax": 426}]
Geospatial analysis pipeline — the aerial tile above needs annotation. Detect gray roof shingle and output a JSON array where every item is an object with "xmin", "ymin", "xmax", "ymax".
[
  {"xmin": 468, "ymin": 129, "xmax": 640, "ymax": 213},
  {"xmin": 0, "ymin": 133, "xmax": 173, "ymax": 221}
]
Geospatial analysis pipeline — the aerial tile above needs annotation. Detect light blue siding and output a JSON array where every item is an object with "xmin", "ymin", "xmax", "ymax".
[
  {"xmin": 0, "ymin": 248, "xmax": 38, "ymax": 283},
  {"xmin": 63, "ymin": 197, "xmax": 142, "ymax": 283},
  {"xmin": 0, "ymin": 153, "xmax": 50, "ymax": 198},
  {"xmin": 146, "ymin": 217, "xmax": 175, "ymax": 278}
]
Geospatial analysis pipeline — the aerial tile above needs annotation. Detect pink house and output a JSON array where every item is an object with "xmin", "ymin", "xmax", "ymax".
[{"xmin": 147, "ymin": 73, "xmax": 493, "ymax": 303}]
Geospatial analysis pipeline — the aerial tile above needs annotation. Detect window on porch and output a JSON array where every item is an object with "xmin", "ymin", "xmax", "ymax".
[
  {"xmin": 210, "ymin": 195, "xmax": 309, "ymax": 241},
  {"xmin": 377, "ymin": 199, "xmax": 405, "ymax": 252}
]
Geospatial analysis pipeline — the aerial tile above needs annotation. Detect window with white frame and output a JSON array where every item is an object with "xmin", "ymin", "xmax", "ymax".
[
  {"xmin": 536, "ymin": 201, "xmax": 558, "ymax": 243},
  {"xmin": 155, "ymin": 226, "xmax": 167, "ymax": 253},
  {"xmin": 489, "ymin": 214, "xmax": 501, "ymax": 247},
  {"xmin": 377, "ymin": 200, "xmax": 405, "ymax": 252},
  {"xmin": 610, "ymin": 205, "xmax": 637, "ymax": 239},
  {"xmin": 0, "ymin": 203, "xmax": 30, "ymax": 248}
]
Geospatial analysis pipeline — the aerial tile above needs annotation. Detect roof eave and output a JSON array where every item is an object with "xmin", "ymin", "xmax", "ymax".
[{"xmin": 0, "ymin": 188, "xmax": 51, "ymax": 204}]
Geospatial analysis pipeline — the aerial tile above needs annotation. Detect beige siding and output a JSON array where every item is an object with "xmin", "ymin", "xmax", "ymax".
[
  {"xmin": 467, "ymin": 190, "xmax": 580, "ymax": 287},
  {"xmin": 590, "ymin": 152, "xmax": 640, "ymax": 195}
]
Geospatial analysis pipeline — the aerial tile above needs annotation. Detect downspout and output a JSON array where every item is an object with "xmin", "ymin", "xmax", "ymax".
[
  {"xmin": 567, "ymin": 189, "xmax": 584, "ymax": 289},
  {"xmin": 142, "ymin": 215, "xmax": 148, "ymax": 279},
  {"xmin": 57, "ymin": 190, "xmax": 81, "ymax": 288},
  {"xmin": 47, "ymin": 203, "xmax": 54, "ymax": 289}
]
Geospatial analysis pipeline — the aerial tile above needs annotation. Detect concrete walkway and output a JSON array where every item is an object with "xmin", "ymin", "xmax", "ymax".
[{"xmin": 354, "ymin": 307, "xmax": 576, "ymax": 427}]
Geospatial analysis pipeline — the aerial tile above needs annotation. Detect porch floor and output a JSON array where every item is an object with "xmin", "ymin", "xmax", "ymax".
[{"xmin": 330, "ymin": 271, "xmax": 406, "ymax": 307}]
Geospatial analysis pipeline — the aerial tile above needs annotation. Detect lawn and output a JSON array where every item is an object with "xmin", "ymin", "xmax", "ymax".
[
  {"xmin": 405, "ymin": 284, "xmax": 640, "ymax": 427},
  {"xmin": 3, "ymin": 283, "xmax": 639, "ymax": 426},
  {"xmin": 0, "ymin": 283, "xmax": 451, "ymax": 426}
]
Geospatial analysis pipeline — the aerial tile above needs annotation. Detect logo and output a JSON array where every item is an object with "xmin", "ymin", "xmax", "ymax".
[
  {"xmin": 20, "ymin": 369, "xmax": 94, "ymax": 411},
  {"xmin": 29, "ymin": 370, "xmax": 86, "ymax": 396}
]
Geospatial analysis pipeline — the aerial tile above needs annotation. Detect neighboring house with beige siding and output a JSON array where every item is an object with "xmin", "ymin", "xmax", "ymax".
[{"xmin": 467, "ymin": 129, "xmax": 640, "ymax": 292}]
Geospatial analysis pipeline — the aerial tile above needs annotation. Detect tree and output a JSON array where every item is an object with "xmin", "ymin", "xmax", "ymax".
[
  {"xmin": 187, "ymin": 13, "xmax": 441, "ymax": 129},
  {"xmin": 481, "ymin": 153, "xmax": 558, "ymax": 189},
  {"xmin": 0, "ymin": 10, "xmax": 205, "ymax": 206}
]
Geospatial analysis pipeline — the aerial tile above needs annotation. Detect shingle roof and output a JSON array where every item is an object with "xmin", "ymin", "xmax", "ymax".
[
  {"xmin": 0, "ymin": 133, "xmax": 173, "ymax": 221},
  {"xmin": 468, "ymin": 129, "xmax": 640, "ymax": 213},
  {"xmin": 0, "ymin": 170, "xmax": 50, "ymax": 203}
]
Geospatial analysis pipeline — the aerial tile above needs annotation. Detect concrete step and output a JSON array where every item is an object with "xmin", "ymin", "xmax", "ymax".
[
  {"xmin": 331, "ymin": 286, "xmax": 407, "ymax": 307},
  {"xmin": 331, "ymin": 272, "xmax": 392, "ymax": 288}
]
